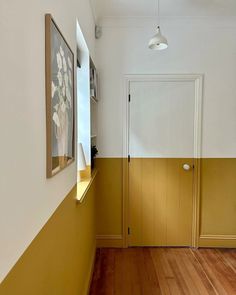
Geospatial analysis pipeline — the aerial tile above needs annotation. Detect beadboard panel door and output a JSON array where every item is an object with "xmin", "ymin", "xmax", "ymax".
[{"xmin": 128, "ymin": 79, "xmax": 196, "ymax": 247}]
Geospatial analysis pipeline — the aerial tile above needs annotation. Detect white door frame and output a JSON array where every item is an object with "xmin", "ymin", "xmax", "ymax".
[{"xmin": 122, "ymin": 74, "xmax": 203, "ymax": 248}]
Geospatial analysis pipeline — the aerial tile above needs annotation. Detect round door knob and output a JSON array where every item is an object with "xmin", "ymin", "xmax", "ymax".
[{"xmin": 183, "ymin": 164, "xmax": 191, "ymax": 171}]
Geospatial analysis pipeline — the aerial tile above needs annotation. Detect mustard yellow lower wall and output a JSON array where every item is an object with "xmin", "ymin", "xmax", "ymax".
[
  {"xmin": 0, "ymin": 157, "xmax": 235, "ymax": 293},
  {"xmin": 200, "ymin": 158, "xmax": 236, "ymax": 236},
  {"xmin": 95, "ymin": 158, "xmax": 236, "ymax": 248},
  {"xmin": 0, "ymin": 180, "xmax": 97, "ymax": 295},
  {"xmin": 199, "ymin": 158, "xmax": 236, "ymax": 247},
  {"xmin": 3, "ymin": 157, "xmax": 235, "ymax": 293},
  {"xmin": 95, "ymin": 158, "xmax": 123, "ymax": 237}
]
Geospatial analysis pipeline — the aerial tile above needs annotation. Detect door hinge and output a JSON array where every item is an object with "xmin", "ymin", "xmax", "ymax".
[
  {"xmin": 128, "ymin": 227, "xmax": 131, "ymax": 235},
  {"xmin": 128, "ymin": 94, "xmax": 131, "ymax": 102},
  {"xmin": 128, "ymin": 155, "xmax": 130, "ymax": 163}
]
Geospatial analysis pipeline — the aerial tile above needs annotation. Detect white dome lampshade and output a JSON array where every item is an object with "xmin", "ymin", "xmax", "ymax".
[
  {"xmin": 149, "ymin": 26, "xmax": 168, "ymax": 50},
  {"xmin": 78, "ymin": 143, "xmax": 86, "ymax": 171}
]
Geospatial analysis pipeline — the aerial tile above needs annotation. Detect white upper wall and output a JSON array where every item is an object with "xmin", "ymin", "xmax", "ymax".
[
  {"xmin": 95, "ymin": 17, "xmax": 236, "ymax": 158},
  {"xmin": 92, "ymin": 0, "xmax": 236, "ymax": 158},
  {"xmin": 0, "ymin": 0, "xmax": 95, "ymax": 283},
  {"xmin": 91, "ymin": 0, "xmax": 236, "ymax": 20}
]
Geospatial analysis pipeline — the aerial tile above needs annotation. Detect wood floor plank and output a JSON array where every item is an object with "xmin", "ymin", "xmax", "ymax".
[
  {"xmin": 114, "ymin": 248, "xmax": 143, "ymax": 295},
  {"xmin": 185, "ymin": 249, "xmax": 218, "ymax": 295},
  {"xmin": 150, "ymin": 248, "xmax": 173, "ymax": 295},
  {"xmin": 170, "ymin": 248, "xmax": 204, "ymax": 295},
  {"xmin": 136, "ymin": 248, "xmax": 162, "ymax": 295},
  {"xmin": 191, "ymin": 249, "xmax": 234, "ymax": 295},
  {"xmin": 166, "ymin": 249, "xmax": 192, "ymax": 295},
  {"xmin": 199, "ymin": 249, "xmax": 236, "ymax": 294},
  {"xmin": 89, "ymin": 248, "xmax": 236, "ymax": 295},
  {"xmin": 216, "ymin": 249, "xmax": 236, "ymax": 275},
  {"xmin": 90, "ymin": 248, "xmax": 115, "ymax": 295}
]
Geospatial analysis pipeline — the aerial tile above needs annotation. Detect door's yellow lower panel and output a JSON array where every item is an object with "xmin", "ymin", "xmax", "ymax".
[{"xmin": 129, "ymin": 158, "xmax": 194, "ymax": 247}]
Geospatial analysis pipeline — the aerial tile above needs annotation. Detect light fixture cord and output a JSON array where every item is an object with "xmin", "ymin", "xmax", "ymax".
[{"xmin": 157, "ymin": 0, "xmax": 160, "ymax": 26}]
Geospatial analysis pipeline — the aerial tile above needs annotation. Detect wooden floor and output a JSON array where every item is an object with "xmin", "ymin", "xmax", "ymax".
[{"xmin": 89, "ymin": 248, "xmax": 236, "ymax": 295}]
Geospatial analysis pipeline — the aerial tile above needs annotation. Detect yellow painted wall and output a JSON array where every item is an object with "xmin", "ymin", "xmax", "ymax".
[
  {"xmin": 0, "ymin": 180, "xmax": 96, "ymax": 295},
  {"xmin": 200, "ymin": 158, "xmax": 236, "ymax": 236},
  {"xmin": 0, "ymin": 157, "xmax": 235, "ymax": 294},
  {"xmin": 95, "ymin": 158, "xmax": 236, "ymax": 247},
  {"xmin": 95, "ymin": 158, "xmax": 123, "ymax": 236}
]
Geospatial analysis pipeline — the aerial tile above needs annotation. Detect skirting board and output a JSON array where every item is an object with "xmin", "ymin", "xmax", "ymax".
[
  {"xmin": 96, "ymin": 234, "xmax": 236, "ymax": 248},
  {"xmin": 96, "ymin": 235, "xmax": 124, "ymax": 248},
  {"xmin": 199, "ymin": 235, "xmax": 236, "ymax": 248}
]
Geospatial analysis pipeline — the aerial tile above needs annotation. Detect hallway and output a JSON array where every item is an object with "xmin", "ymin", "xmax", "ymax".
[
  {"xmin": 90, "ymin": 248, "xmax": 236, "ymax": 295},
  {"xmin": 1, "ymin": 1, "xmax": 236, "ymax": 294}
]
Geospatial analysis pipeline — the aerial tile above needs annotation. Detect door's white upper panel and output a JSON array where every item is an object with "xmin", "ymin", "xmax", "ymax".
[{"xmin": 129, "ymin": 81, "xmax": 195, "ymax": 158}]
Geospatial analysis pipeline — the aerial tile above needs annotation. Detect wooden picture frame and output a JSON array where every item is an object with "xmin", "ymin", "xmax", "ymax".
[
  {"xmin": 90, "ymin": 57, "xmax": 98, "ymax": 101},
  {"xmin": 45, "ymin": 14, "xmax": 75, "ymax": 178}
]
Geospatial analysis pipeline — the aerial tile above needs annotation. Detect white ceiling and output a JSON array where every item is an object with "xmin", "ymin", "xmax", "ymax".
[{"xmin": 91, "ymin": 0, "xmax": 236, "ymax": 20}]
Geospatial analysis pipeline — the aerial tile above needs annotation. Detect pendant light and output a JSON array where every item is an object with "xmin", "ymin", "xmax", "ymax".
[{"xmin": 149, "ymin": 0, "xmax": 168, "ymax": 50}]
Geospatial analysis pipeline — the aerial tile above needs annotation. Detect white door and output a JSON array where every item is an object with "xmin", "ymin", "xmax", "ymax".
[{"xmin": 128, "ymin": 78, "xmax": 196, "ymax": 246}]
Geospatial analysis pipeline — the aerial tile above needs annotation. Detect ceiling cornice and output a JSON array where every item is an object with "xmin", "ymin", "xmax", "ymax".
[{"xmin": 98, "ymin": 16, "xmax": 236, "ymax": 28}]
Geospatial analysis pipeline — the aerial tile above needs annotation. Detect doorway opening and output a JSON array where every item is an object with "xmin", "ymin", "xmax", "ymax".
[{"xmin": 123, "ymin": 75, "xmax": 203, "ymax": 248}]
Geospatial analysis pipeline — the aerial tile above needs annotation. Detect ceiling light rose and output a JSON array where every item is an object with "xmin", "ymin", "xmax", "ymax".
[{"xmin": 149, "ymin": 0, "xmax": 168, "ymax": 50}]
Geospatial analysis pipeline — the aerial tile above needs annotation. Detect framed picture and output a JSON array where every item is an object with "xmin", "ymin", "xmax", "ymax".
[
  {"xmin": 90, "ymin": 58, "xmax": 98, "ymax": 101},
  {"xmin": 45, "ymin": 14, "xmax": 75, "ymax": 178}
]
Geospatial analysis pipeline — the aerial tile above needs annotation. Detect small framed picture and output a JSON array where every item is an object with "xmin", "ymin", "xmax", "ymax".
[
  {"xmin": 90, "ymin": 58, "xmax": 98, "ymax": 101},
  {"xmin": 45, "ymin": 14, "xmax": 75, "ymax": 178}
]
